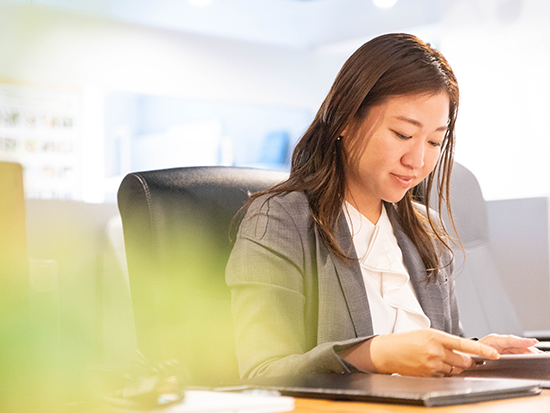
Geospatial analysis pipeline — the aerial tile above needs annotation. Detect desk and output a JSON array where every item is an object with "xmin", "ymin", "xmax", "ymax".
[{"xmin": 292, "ymin": 389, "xmax": 550, "ymax": 412}]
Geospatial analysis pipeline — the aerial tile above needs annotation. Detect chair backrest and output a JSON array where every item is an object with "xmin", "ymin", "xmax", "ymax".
[
  {"xmin": 117, "ymin": 166, "xmax": 287, "ymax": 384},
  {"xmin": 430, "ymin": 162, "xmax": 523, "ymax": 337}
]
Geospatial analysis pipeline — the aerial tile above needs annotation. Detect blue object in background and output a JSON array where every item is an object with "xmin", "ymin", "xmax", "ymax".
[
  {"xmin": 258, "ymin": 130, "xmax": 290, "ymax": 166},
  {"xmin": 104, "ymin": 91, "xmax": 313, "ymax": 175}
]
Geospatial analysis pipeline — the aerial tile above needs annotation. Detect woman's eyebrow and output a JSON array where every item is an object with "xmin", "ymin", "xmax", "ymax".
[{"xmin": 393, "ymin": 115, "xmax": 448, "ymax": 132}]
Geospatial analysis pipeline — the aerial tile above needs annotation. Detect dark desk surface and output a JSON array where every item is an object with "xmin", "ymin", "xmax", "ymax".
[{"xmin": 292, "ymin": 389, "xmax": 550, "ymax": 412}]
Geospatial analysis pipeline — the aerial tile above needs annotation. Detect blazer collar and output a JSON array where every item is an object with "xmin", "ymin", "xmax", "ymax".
[{"xmin": 331, "ymin": 211, "xmax": 374, "ymax": 337}]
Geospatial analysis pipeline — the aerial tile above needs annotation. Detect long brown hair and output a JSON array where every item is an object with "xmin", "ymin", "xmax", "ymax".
[{"xmin": 248, "ymin": 33, "xmax": 459, "ymax": 280}]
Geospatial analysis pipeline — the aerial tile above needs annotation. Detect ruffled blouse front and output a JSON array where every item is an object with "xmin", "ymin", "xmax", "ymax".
[{"xmin": 344, "ymin": 201, "xmax": 430, "ymax": 335}]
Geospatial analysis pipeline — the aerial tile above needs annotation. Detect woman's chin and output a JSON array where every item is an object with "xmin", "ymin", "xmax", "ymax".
[{"xmin": 383, "ymin": 192, "xmax": 409, "ymax": 204}]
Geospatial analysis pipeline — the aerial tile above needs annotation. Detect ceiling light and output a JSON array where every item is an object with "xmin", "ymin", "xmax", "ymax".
[
  {"xmin": 373, "ymin": 0, "xmax": 397, "ymax": 8},
  {"xmin": 189, "ymin": 0, "xmax": 213, "ymax": 7}
]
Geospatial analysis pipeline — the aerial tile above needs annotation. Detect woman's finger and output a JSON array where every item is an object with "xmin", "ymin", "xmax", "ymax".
[
  {"xmin": 443, "ymin": 347, "xmax": 474, "ymax": 369},
  {"xmin": 500, "ymin": 346, "xmax": 544, "ymax": 354},
  {"xmin": 480, "ymin": 334, "xmax": 538, "ymax": 351},
  {"xmin": 435, "ymin": 362, "xmax": 464, "ymax": 377},
  {"xmin": 438, "ymin": 332, "xmax": 500, "ymax": 359},
  {"xmin": 430, "ymin": 362, "xmax": 449, "ymax": 378}
]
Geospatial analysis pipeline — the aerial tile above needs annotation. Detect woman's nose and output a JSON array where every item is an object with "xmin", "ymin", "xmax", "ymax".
[{"xmin": 401, "ymin": 141, "xmax": 425, "ymax": 169}]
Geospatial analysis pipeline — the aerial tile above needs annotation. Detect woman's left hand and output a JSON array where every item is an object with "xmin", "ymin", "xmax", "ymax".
[{"xmin": 478, "ymin": 334, "xmax": 542, "ymax": 354}]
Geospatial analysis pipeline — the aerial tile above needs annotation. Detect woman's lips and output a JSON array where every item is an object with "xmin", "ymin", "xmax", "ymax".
[{"xmin": 391, "ymin": 173, "xmax": 415, "ymax": 188}]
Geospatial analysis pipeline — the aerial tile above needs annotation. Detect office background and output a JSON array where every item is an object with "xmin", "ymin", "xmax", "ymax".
[{"xmin": 1, "ymin": 0, "xmax": 549, "ymax": 367}]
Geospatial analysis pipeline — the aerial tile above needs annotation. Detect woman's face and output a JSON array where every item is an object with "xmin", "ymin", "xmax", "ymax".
[{"xmin": 343, "ymin": 92, "xmax": 450, "ymax": 222}]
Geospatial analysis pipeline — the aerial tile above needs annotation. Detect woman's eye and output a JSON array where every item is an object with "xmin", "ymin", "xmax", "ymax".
[
  {"xmin": 393, "ymin": 131, "xmax": 411, "ymax": 140},
  {"xmin": 429, "ymin": 141, "xmax": 442, "ymax": 148}
]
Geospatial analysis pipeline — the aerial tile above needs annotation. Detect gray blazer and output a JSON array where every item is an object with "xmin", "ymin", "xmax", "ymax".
[{"xmin": 226, "ymin": 191, "xmax": 462, "ymax": 379}]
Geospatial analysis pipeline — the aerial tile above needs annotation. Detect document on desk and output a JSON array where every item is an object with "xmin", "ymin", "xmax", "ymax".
[
  {"xmin": 159, "ymin": 390, "xmax": 294, "ymax": 413},
  {"xmin": 245, "ymin": 373, "xmax": 541, "ymax": 407},
  {"xmin": 468, "ymin": 353, "xmax": 550, "ymax": 388}
]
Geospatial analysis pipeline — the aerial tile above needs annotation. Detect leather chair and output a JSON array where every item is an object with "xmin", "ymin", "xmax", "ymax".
[{"xmin": 117, "ymin": 166, "xmax": 287, "ymax": 384}]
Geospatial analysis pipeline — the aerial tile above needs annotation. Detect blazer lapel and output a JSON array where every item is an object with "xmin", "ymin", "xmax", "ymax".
[
  {"xmin": 330, "ymin": 213, "xmax": 374, "ymax": 337},
  {"xmin": 386, "ymin": 203, "xmax": 448, "ymax": 330}
]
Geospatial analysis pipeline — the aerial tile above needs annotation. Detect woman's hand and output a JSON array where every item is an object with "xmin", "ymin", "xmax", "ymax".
[
  {"xmin": 478, "ymin": 334, "xmax": 541, "ymax": 354},
  {"xmin": 340, "ymin": 328, "xmax": 500, "ymax": 377}
]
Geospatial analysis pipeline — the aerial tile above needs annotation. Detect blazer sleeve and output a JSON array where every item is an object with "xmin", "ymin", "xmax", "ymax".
[{"xmin": 225, "ymin": 195, "xmax": 369, "ymax": 379}]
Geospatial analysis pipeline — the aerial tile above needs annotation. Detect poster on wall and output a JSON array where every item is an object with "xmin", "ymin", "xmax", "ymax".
[{"xmin": 0, "ymin": 81, "xmax": 82, "ymax": 200}]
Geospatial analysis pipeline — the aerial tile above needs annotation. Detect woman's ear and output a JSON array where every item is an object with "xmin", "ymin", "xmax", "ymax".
[{"xmin": 340, "ymin": 125, "xmax": 349, "ymax": 138}]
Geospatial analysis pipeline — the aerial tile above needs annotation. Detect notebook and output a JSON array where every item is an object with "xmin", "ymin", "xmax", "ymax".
[{"xmin": 244, "ymin": 372, "xmax": 541, "ymax": 407}]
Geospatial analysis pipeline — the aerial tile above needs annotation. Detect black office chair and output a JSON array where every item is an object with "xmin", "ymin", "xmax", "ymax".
[{"xmin": 117, "ymin": 166, "xmax": 287, "ymax": 385}]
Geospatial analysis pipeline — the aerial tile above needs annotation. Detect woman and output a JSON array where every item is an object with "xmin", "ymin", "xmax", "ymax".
[{"xmin": 226, "ymin": 33, "xmax": 537, "ymax": 379}]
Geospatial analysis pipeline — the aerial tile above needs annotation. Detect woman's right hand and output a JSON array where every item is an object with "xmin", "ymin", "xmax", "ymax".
[{"xmin": 341, "ymin": 328, "xmax": 500, "ymax": 377}]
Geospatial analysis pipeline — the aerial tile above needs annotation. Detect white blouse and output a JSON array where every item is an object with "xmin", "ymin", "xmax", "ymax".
[{"xmin": 344, "ymin": 201, "xmax": 431, "ymax": 335}]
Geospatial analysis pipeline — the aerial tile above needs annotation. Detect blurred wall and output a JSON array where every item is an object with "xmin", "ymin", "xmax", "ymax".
[
  {"xmin": 487, "ymin": 197, "xmax": 550, "ymax": 331},
  {"xmin": 3, "ymin": 0, "xmax": 550, "ymax": 201},
  {"xmin": 0, "ymin": 0, "xmax": 323, "ymax": 202},
  {"xmin": 440, "ymin": 0, "xmax": 550, "ymax": 201},
  {"xmin": 0, "ymin": 2, "xmax": 321, "ymax": 108}
]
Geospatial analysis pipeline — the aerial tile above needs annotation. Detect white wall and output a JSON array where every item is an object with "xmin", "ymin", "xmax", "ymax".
[
  {"xmin": 0, "ymin": 2, "xmax": 320, "ymax": 107},
  {"xmin": 440, "ymin": 0, "xmax": 550, "ymax": 201},
  {"xmin": 3, "ymin": 0, "xmax": 550, "ymax": 203}
]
